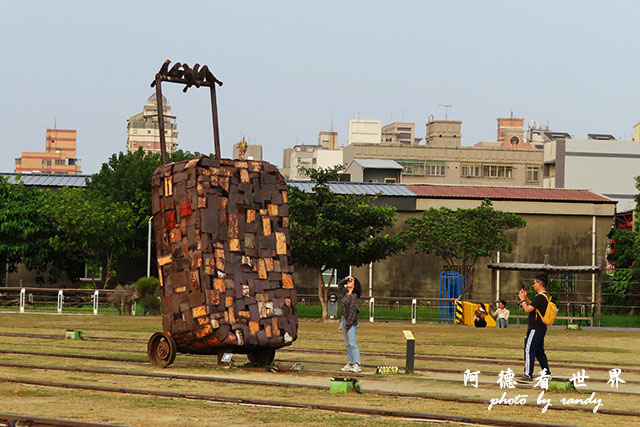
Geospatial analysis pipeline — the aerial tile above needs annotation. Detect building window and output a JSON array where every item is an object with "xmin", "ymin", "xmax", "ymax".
[
  {"xmin": 396, "ymin": 160, "xmax": 425, "ymax": 176},
  {"xmin": 80, "ymin": 264, "xmax": 103, "ymax": 282},
  {"xmin": 15, "ymin": 158, "xmax": 21, "ymax": 165},
  {"xmin": 426, "ymin": 162, "xmax": 445, "ymax": 176},
  {"xmin": 461, "ymin": 163, "xmax": 481, "ymax": 177},
  {"xmin": 482, "ymin": 165, "xmax": 512, "ymax": 179},
  {"xmin": 55, "ymin": 159, "xmax": 65, "ymax": 165},
  {"xmin": 526, "ymin": 166, "xmax": 540, "ymax": 182},
  {"xmin": 147, "ymin": 130, "xmax": 152, "ymax": 134},
  {"xmin": 384, "ymin": 178, "xmax": 397, "ymax": 184}
]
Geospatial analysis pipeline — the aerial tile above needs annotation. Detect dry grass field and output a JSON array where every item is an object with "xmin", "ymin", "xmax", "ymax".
[{"xmin": 0, "ymin": 312, "xmax": 638, "ymax": 426}]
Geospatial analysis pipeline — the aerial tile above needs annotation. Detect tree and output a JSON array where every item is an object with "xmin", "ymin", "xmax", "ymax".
[
  {"xmin": 88, "ymin": 148, "xmax": 210, "ymax": 258},
  {"xmin": 288, "ymin": 166, "xmax": 407, "ymax": 319},
  {"xmin": 0, "ymin": 176, "xmax": 75, "ymax": 282},
  {"xmin": 404, "ymin": 199, "xmax": 526, "ymax": 296},
  {"xmin": 604, "ymin": 223, "xmax": 640, "ymax": 309},
  {"xmin": 41, "ymin": 187, "xmax": 138, "ymax": 289}
]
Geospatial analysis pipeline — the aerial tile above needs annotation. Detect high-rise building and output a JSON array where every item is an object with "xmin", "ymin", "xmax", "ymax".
[
  {"xmin": 318, "ymin": 131, "xmax": 338, "ymax": 149},
  {"xmin": 348, "ymin": 119, "xmax": 381, "ymax": 145},
  {"xmin": 127, "ymin": 94, "xmax": 178, "ymax": 155},
  {"xmin": 15, "ymin": 129, "xmax": 82, "ymax": 174},
  {"xmin": 382, "ymin": 122, "xmax": 417, "ymax": 145}
]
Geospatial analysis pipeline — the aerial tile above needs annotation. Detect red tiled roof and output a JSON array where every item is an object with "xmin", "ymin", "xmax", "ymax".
[{"xmin": 406, "ymin": 184, "xmax": 614, "ymax": 203}]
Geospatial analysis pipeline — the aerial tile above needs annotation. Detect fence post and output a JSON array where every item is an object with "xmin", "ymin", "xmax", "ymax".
[
  {"xmin": 19, "ymin": 288, "xmax": 25, "ymax": 313},
  {"xmin": 93, "ymin": 290, "xmax": 99, "ymax": 315},
  {"xmin": 57, "ymin": 290, "xmax": 64, "ymax": 313},
  {"xmin": 131, "ymin": 301, "xmax": 137, "ymax": 316},
  {"xmin": 369, "ymin": 297, "xmax": 375, "ymax": 323},
  {"xmin": 411, "ymin": 298, "xmax": 417, "ymax": 324}
]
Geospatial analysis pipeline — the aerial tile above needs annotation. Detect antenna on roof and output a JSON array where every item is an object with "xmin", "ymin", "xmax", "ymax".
[{"xmin": 439, "ymin": 104, "xmax": 452, "ymax": 120}]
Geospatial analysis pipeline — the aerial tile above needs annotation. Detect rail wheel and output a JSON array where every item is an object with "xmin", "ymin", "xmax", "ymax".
[
  {"xmin": 147, "ymin": 332, "xmax": 177, "ymax": 368},
  {"xmin": 247, "ymin": 348, "xmax": 276, "ymax": 366}
]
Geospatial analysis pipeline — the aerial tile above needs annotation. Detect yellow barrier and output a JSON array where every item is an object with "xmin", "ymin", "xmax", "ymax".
[{"xmin": 459, "ymin": 301, "xmax": 495, "ymax": 327}]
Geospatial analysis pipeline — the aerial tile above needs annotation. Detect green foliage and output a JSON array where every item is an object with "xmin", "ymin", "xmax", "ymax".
[
  {"xmin": 289, "ymin": 166, "xmax": 406, "ymax": 270},
  {"xmin": 607, "ymin": 228, "xmax": 638, "ymax": 269},
  {"xmin": 528, "ymin": 276, "xmax": 565, "ymax": 302},
  {"xmin": 404, "ymin": 199, "xmax": 526, "ymax": 294},
  {"xmin": 87, "ymin": 148, "xmax": 209, "ymax": 254},
  {"xmin": 134, "ymin": 276, "xmax": 160, "ymax": 315},
  {"xmin": 288, "ymin": 166, "xmax": 407, "ymax": 318},
  {"xmin": 41, "ymin": 187, "xmax": 138, "ymax": 288},
  {"xmin": 0, "ymin": 176, "xmax": 78, "ymax": 282},
  {"xmin": 604, "ymin": 227, "xmax": 640, "ymax": 308},
  {"xmin": 134, "ymin": 276, "xmax": 160, "ymax": 296}
]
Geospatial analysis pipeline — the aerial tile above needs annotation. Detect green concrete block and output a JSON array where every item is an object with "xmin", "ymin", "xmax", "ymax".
[
  {"xmin": 330, "ymin": 377, "xmax": 360, "ymax": 393},
  {"xmin": 548, "ymin": 378, "xmax": 575, "ymax": 391},
  {"xmin": 65, "ymin": 330, "xmax": 83, "ymax": 340}
]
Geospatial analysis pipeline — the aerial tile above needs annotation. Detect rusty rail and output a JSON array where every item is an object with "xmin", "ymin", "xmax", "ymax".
[
  {"xmin": 0, "ymin": 413, "xmax": 125, "ymax": 426},
  {"xmin": 0, "ymin": 376, "xmax": 616, "ymax": 425}
]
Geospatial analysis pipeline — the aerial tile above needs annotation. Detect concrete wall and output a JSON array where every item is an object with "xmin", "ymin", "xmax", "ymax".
[
  {"xmin": 294, "ymin": 201, "xmax": 614, "ymax": 303},
  {"xmin": 315, "ymin": 149, "xmax": 344, "ymax": 170}
]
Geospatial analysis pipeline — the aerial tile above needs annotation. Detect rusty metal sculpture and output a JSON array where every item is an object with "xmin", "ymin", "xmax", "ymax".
[
  {"xmin": 147, "ymin": 60, "xmax": 297, "ymax": 368},
  {"xmin": 150, "ymin": 60, "xmax": 224, "ymax": 163}
]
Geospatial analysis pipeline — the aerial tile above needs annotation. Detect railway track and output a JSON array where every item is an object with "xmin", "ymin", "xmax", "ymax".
[
  {"xmin": 0, "ymin": 375, "xmax": 617, "ymax": 426},
  {"xmin": 2, "ymin": 347, "xmax": 639, "ymax": 392},
  {"xmin": 1, "ymin": 355, "xmax": 639, "ymax": 410},
  {"xmin": 2, "ymin": 331, "xmax": 639, "ymax": 374},
  {"xmin": 0, "ymin": 414, "xmax": 125, "ymax": 427},
  {"xmin": 3, "ymin": 329, "xmax": 636, "ymax": 359},
  {"xmin": 1, "ymin": 325, "xmax": 638, "ymax": 425}
]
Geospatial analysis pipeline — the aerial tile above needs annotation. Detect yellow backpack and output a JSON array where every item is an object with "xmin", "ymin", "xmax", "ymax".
[{"xmin": 536, "ymin": 292, "xmax": 557, "ymax": 326}]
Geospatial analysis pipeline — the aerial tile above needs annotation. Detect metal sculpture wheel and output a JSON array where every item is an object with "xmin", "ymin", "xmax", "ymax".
[
  {"xmin": 247, "ymin": 348, "xmax": 276, "ymax": 367},
  {"xmin": 147, "ymin": 332, "xmax": 177, "ymax": 368}
]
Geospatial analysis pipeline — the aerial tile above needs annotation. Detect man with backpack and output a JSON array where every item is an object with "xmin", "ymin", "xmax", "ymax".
[{"xmin": 517, "ymin": 273, "xmax": 553, "ymax": 383}]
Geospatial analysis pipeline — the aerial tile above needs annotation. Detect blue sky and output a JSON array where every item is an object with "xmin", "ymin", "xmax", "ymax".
[{"xmin": 1, "ymin": 1, "xmax": 639, "ymax": 174}]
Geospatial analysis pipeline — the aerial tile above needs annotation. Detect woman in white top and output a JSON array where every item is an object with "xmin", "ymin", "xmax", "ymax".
[{"xmin": 492, "ymin": 299, "xmax": 510, "ymax": 328}]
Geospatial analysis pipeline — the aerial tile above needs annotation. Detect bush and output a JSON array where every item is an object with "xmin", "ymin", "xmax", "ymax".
[
  {"xmin": 107, "ymin": 284, "xmax": 138, "ymax": 315},
  {"xmin": 134, "ymin": 277, "xmax": 160, "ymax": 315}
]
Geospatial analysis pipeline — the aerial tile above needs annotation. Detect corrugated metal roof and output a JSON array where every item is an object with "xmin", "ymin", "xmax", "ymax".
[
  {"xmin": 352, "ymin": 158, "xmax": 403, "ymax": 169},
  {"xmin": 407, "ymin": 184, "xmax": 614, "ymax": 203},
  {"xmin": 287, "ymin": 180, "xmax": 416, "ymax": 197},
  {"xmin": 2, "ymin": 173, "xmax": 90, "ymax": 187},
  {"xmin": 487, "ymin": 262, "xmax": 601, "ymax": 273}
]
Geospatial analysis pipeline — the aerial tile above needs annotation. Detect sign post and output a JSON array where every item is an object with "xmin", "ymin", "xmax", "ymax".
[{"xmin": 403, "ymin": 330, "xmax": 415, "ymax": 373}]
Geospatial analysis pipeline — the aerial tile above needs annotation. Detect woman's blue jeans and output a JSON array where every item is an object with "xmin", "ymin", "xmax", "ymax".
[{"xmin": 342, "ymin": 318, "xmax": 360, "ymax": 365}]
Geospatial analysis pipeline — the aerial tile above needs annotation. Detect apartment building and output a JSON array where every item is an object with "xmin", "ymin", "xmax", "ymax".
[
  {"xmin": 543, "ymin": 135, "xmax": 640, "ymax": 211},
  {"xmin": 15, "ymin": 129, "xmax": 82, "ymax": 174},
  {"xmin": 381, "ymin": 122, "xmax": 417, "ymax": 145},
  {"xmin": 318, "ymin": 131, "xmax": 338, "ymax": 149},
  {"xmin": 348, "ymin": 119, "xmax": 381, "ymax": 145},
  {"xmin": 344, "ymin": 118, "xmax": 544, "ymax": 186},
  {"xmin": 126, "ymin": 94, "xmax": 178, "ymax": 155},
  {"xmin": 280, "ymin": 144, "xmax": 343, "ymax": 180}
]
